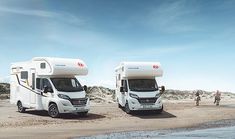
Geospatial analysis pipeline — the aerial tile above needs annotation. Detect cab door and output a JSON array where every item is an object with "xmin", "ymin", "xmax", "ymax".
[
  {"xmin": 120, "ymin": 79, "xmax": 128, "ymax": 106},
  {"xmin": 36, "ymin": 78, "xmax": 54, "ymax": 110},
  {"xmin": 41, "ymin": 78, "xmax": 54, "ymax": 109}
]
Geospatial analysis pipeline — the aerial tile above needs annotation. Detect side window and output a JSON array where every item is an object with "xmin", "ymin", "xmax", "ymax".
[
  {"xmin": 32, "ymin": 73, "xmax": 35, "ymax": 90},
  {"xmin": 118, "ymin": 74, "xmax": 121, "ymax": 81},
  {"xmin": 40, "ymin": 63, "xmax": 46, "ymax": 69},
  {"xmin": 122, "ymin": 66, "xmax": 124, "ymax": 71},
  {"xmin": 21, "ymin": 71, "xmax": 28, "ymax": 79},
  {"xmin": 36, "ymin": 78, "xmax": 41, "ymax": 89},
  {"xmin": 71, "ymin": 79, "xmax": 77, "ymax": 87},
  {"xmin": 116, "ymin": 76, "xmax": 118, "ymax": 88}
]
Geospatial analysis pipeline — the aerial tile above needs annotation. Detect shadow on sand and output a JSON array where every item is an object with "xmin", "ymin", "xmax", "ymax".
[
  {"xmin": 130, "ymin": 110, "xmax": 176, "ymax": 119},
  {"xmin": 195, "ymin": 104, "xmax": 235, "ymax": 109},
  {"xmin": 24, "ymin": 110, "xmax": 106, "ymax": 120}
]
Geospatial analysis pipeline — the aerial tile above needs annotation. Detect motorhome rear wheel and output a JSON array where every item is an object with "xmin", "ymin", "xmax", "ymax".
[{"xmin": 17, "ymin": 101, "xmax": 26, "ymax": 113}]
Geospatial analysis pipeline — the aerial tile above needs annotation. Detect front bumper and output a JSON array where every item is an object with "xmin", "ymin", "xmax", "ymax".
[
  {"xmin": 128, "ymin": 97, "xmax": 163, "ymax": 111},
  {"xmin": 57, "ymin": 98, "xmax": 90, "ymax": 113}
]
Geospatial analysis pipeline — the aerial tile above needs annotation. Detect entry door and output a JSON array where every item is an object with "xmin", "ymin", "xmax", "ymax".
[{"xmin": 30, "ymin": 69, "xmax": 36, "ymax": 104}]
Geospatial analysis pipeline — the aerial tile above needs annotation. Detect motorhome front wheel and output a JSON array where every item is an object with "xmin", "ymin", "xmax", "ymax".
[
  {"xmin": 125, "ymin": 102, "xmax": 131, "ymax": 114},
  {"xmin": 48, "ymin": 103, "xmax": 60, "ymax": 118},
  {"xmin": 157, "ymin": 105, "xmax": 163, "ymax": 113}
]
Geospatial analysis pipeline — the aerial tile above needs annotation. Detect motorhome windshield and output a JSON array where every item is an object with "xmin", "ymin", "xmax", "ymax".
[
  {"xmin": 128, "ymin": 79, "xmax": 158, "ymax": 92},
  {"xmin": 50, "ymin": 78, "xmax": 83, "ymax": 92}
]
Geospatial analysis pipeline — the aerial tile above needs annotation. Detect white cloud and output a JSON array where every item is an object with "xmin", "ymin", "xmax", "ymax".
[
  {"xmin": 140, "ymin": 0, "xmax": 200, "ymax": 33},
  {"xmin": 0, "ymin": 6, "xmax": 84, "ymax": 25},
  {"xmin": 164, "ymin": 75, "xmax": 235, "ymax": 93},
  {"xmin": 44, "ymin": 28, "xmax": 126, "ymax": 52},
  {"xmin": 0, "ymin": 76, "xmax": 10, "ymax": 83},
  {"xmin": 116, "ymin": 45, "xmax": 197, "ymax": 59},
  {"xmin": 0, "ymin": 6, "xmax": 55, "ymax": 17}
]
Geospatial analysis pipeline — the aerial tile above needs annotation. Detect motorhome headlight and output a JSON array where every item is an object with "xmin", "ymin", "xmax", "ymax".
[
  {"xmin": 155, "ymin": 93, "xmax": 161, "ymax": 98},
  {"xmin": 58, "ymin": 94, "xmax": 70, "ymax": 100},
  {"xmin": 85, "ymin": 93, "xmax": 89, "ymax": 98},
  {"xmin": 129, "ymin": 93, "xmax": 139, "ymax": 99}
]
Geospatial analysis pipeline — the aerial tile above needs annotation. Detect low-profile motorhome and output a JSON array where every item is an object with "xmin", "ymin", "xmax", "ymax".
[
  {"xmin": 10, "ymin": 57, "xmax": 89, "ymax": 118},
  {"xmin": 115, "ymin": 62, "xmax": 165, "ymax": 114}
]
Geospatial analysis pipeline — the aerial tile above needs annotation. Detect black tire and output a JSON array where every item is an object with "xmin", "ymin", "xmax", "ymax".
[
  {"xmin": 17, "ymin": 101, "xmax": 26, "ymax": 113},
  {"xmin": 77, "ymin": 111, "xmax": 88, "ymax": 117},
  {"xmin": 117, "ymin": 99, "xmax": 122, "ymax": 108},
  {"xmin": 157, "ymin": 105, "xmax": 163, "ymax": 114},
  {"xmin": 125, "ymin": 101, "xmax": 131, "ymax": 114},
  {"xmin": 48, "ymin": 103, "xmax": 60, "ymax": 118},
  {"xmin": 118, "ymin": 103, "xmax": 122, "ymax": 108}
]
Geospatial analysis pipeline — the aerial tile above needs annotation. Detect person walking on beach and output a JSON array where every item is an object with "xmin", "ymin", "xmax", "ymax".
[
  {"xmin": 214, "ymin": 90, "xmax": 221, "ymax": 106},
  {"xmin": 195, "ymin": 90, "xmax": 201, "ymax": 106}
]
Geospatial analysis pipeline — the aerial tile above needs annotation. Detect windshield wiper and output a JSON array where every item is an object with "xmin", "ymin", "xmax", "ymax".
[{"xmin": 130, "ymin": 88, "xmax": 157, "ymax": 92}]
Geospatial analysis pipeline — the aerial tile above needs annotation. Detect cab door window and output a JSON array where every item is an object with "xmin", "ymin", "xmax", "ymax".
[
  {"xmin": 121, "ymin": 80, "xmax": 128, "ymax": 92},
  {"xmin": 43, "ymin": 79, "xmax": 52, "ymax": 88},
  {"xmin": 36, "ymin": 78, "xmax": 53, "ymax": 90}
]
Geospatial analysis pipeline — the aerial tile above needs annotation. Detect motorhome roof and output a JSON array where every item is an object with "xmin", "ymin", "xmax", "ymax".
[
  {"xmin": 32, "ymin": 57, "xmax": 83, "ymax": 62},
  {"xmin": 33, "ymin": 57, "xmax": 88, "ymax": 76},
  {"xmin": 11, "ymin": 57, "xmax": 88, "ymax": 76},
  {"xmin": 116, "ymin": 61, "xmax": 163, "ymax": 78}
]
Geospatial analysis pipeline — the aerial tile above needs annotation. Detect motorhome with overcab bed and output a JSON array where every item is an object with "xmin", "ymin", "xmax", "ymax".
[
  {"xmin": 115, "ymin": 62, "xmax": 165, "ymax": 114},
  {"xmin": 10, "ymin": 57, "xmax": 89, "ymax": 118}
]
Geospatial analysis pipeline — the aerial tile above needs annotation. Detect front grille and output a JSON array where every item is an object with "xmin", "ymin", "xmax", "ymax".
[
  {"xmin": 70, "ymin": 98, "xmax": 87, "ymax": 106},
  {"xmin": 137, "ymin": 97, "xmax": 158, "ymax": 104}
]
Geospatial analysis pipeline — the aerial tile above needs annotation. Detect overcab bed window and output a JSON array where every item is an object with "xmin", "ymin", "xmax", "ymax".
[{"xmin": 40, "ymin": 63, "xmax": 46, "ymax": 69}]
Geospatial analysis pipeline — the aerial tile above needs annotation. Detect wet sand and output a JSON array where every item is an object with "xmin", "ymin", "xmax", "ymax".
[
  {"xmin": 77, "ymin": 126, "xmax": 235, "ymax": 139},
  {"xmin": 0, "ymin": 99, "xmax": 235, "ymax": 139}
]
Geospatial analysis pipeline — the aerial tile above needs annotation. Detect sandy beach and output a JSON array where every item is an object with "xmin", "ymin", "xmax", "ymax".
[{"xmin": 0, "ymin": 98, "xmax": 235, "ymax": 139}]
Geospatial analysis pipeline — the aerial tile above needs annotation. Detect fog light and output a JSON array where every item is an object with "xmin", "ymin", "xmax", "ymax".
[
  {"xmin": 62, "ymin": 102, "xmax": 69, "ymax": 106},
  {"xmin": 131, "ymin": 101, "xmax": 135, "ymax": 104}
]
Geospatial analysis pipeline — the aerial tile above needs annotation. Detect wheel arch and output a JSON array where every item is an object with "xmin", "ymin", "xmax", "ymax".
[{"xmin": 48, "ymin": 101, "xmax": 57, "ymax": 108}]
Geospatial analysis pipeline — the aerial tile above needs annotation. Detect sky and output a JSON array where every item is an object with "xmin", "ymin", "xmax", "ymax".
[{"xmin": 0, "ymin": 0, "xmax": 235, "ymax": 92}]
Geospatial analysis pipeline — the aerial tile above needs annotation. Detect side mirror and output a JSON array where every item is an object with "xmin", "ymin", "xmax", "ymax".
[
  {"xmin": 83, "ymin": 85, "xmax": 87, "ymax": 92},
  {"xmin": 43, "ymin": 86, "xmax": 53, "ymax": 93},
  {"xmin": 120, "ymin": 87, "xmax": 124, "ymax": 92},
  {"xmin": 43, "ymin": 86, "xmax": 48, "ymax": 93},
  {"xmin": 160, "ymin": 86, "xmax": 165, "ymax": 94}
]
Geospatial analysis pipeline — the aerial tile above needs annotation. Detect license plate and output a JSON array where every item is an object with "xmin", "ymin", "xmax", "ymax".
[
  {"xmin": 73, "ymin": 100, "xmax": 81, "ymax": 105},
  {"xmin": 142, "ymin": 105, "xmax": 153, "ymax": 109},
  {"xmin": 76, "ymin": 107, "xmax": 84, "ymax": 110}
]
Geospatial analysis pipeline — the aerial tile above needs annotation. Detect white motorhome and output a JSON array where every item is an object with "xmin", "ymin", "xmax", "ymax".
[
  {"xmin": 10, "ymin": 57, "xmax": 89, "ymax": 118},
  {"xmin": 115, "ymin": 62, "xmax": 165, "ymax": 114}
]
